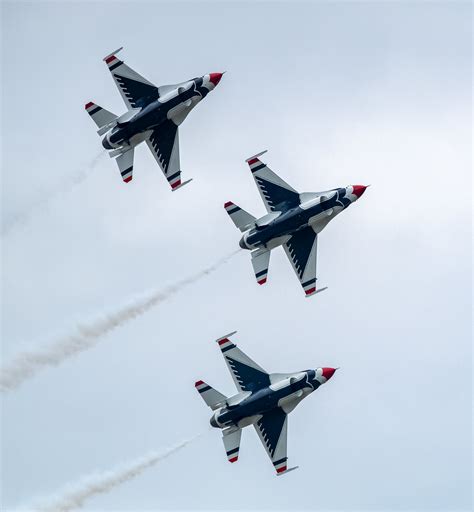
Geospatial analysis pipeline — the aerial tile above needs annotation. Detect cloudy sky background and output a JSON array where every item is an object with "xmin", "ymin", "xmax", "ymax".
[{"xmin": 1, "ymin": 1, "xmax": 472, "ymax": 511}]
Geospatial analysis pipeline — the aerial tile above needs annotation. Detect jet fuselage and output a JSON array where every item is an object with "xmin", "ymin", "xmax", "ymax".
[
  {"xmin": 240, "ymin": 186, "xmax": 359, "ymax": 250},
  {"xmin": 102, "ymin": 76, "xmax": 214, "ymax": 150},
  {"xmin": 210, "ymin": 368, "xmax": 335, "ymax": 429}
]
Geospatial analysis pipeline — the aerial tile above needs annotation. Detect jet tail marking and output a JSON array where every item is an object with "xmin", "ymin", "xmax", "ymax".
[{"xmin": 224, "ymin": 202, "xmax": 256, "ymax": 232}]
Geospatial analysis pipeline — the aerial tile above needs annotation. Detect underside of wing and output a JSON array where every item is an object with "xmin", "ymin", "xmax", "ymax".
[
  {"xmin": 246, "ymin": 151, "xmax": 300, "ymax": 213},
  {"xmin": 254, "ymin": 408, "xmax": 289, "ymax": 474},
  {"xmin": 146, "ymin": 121, "xmax": 185, "ymax": 190},
  {"xmin": 283, "ymin": 226, "xmax": 324, "ymax": 297},
  {"xmin": 216, "ymin": 333, "xmax": 270, "ymax": 393},
  {"xmin": 104, "ymin": 49, "xmax": 159, "ymax": 110}
]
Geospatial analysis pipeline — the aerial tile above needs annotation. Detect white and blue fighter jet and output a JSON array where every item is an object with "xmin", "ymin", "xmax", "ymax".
[
  {"xmin": 225, "ymin": 151, "xmax": 368, "ymax": 296},
  {"xmin": 196, "ymin": 332, "xmax": 337, "ymax": 475},
  {"xmin": 86, "ymin": 48, "xmax": 223, "ymax": 189}
]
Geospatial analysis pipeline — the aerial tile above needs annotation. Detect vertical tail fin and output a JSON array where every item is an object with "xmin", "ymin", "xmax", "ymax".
[
  {"xmin": 224, "ymin": 201, "xmax": 256, "ymax": 232},
  {"xmin": 195, "ymin": 380, "xmax": 227, "ymax": 410}
]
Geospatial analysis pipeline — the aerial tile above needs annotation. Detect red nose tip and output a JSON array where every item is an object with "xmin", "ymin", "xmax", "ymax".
[
  {"xmin": 352, "ymin": 185, "xmax": 368, "ymax": 198},
  {"xmin": 209, "ymin": 72, "xmax": 224, "ymax": 86},
  {"xmin": 322, "ymin": 367, "xmax": 337, "ymax": 380}
]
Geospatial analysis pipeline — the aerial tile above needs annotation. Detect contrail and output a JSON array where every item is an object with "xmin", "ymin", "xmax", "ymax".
[
  {"xmin": 2, "ymin": 151, "xmax": 106, "ymax": 236},
  {"xmin": 24, "ymin": 434, "xmax": 202, "ymax": 512},
  {"xmin": 0, "ymin": 250, "xmax": 240, "ymax": 392}
]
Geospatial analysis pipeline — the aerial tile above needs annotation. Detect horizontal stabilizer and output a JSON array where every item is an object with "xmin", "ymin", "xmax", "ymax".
[
  {"xmin": 222, "ymin": 428, "xmax": 242, "ymax": 463},
  {"xmin": 115, "ymin": 148, "xmax": 134, "ymax": 183},
  {"xmin": 251, "ymin": 249, "xmax": 270, "ymax": 285},
  {"xmin": 224, "ymin": 202, "xmax": 256, "ymax": 232},
  {"xmin": 85, "ymin": 102, "xmax": 117, "ymax": 130},
  {"xmin": 195, "ymin": 380, "xmax": 227, "ymax": 410}
]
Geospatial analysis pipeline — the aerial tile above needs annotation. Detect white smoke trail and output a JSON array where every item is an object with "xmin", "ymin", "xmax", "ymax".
[
  {"xmin": 0, "ymin": 251, "xmax": 240, "ymax": 392},
  {"xmin": 2, "ymin": 151, "xmax": 106, "ymax": 237},
  {"xmin": 24, "ymin": 434, "xmax": 202, "ymax": 512}
]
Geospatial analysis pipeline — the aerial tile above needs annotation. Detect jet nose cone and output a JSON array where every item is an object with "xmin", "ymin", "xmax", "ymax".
[
  {"xmin": 321, "ymin": 367, "xmax": 337, "ymax": 381},
  {"xmin": 352, "ymin": 185, "xmax": 368, "ymax": 198},
  {"xmin": 209, "ymin": 72, "xmax": 224, "ymax": 86},
  {"xmin": 239, "ymin": 236, "xmax": 247, "ymax": 249}
]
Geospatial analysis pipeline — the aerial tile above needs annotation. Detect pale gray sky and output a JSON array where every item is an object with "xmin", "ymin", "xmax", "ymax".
[{"xmin": 1, "ymin": 1, "xmax": 472, "ymax": 511}]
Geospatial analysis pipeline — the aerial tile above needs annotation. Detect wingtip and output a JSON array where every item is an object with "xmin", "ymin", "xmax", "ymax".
[
  {"xmin": 216, "ymin": 331, "xmax": 237, "ymax": 344},
  {"xmin": 103, "ymin": 47, "xmax": 124, "ymax": 62},
  {"xmin": 85, "ymin": 101, "xmax": 95, "ymax": 110},
  {"xmin": 276, "ymin": 466, "xmax": 299, "ymax": 476},
  {"xmin": 304, "ymin": 286, "xmax": 328, "ymax": 298},
  {"xmin": 171, "ymin": 178, "xmax": 192, "ymax": 191},
  {"xmin": 245, "ymin": 150, "xmax": 268, "ymax": 163}
]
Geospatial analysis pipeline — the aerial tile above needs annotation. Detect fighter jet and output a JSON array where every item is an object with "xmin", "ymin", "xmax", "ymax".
[
  {"xmin": 195, "ymin": 332, "xmax": 337, "ymax": 475},
  {"xmin": 85, "ymin": 47, "xmax": 223, "ymax": 189},
  {"xmin": 224, "ymin": 151, "xmax": 368, "ymax": 296}
]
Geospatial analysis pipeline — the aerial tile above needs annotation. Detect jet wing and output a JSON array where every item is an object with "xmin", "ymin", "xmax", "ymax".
[
  {"xmin": 103, "ymin": 48, "xmax": 159, "ymax": 110},
  {"xmin": 216, "ymin": 332, "xmax": 270, "ymax": 393},
  {"xmin": 246, "ymin": 151, "xmax": 300, "ymax": 213},
  {"xmin": 145, "ymin": 120, "xmax": 189, "ymax": 191},
  {"xmin": 254, "ymin": 408, "xmax": 293, "ymax": 475},
  {"xmin": 283, "ymin": 226, "xmax": 327, "ymax": 297}
]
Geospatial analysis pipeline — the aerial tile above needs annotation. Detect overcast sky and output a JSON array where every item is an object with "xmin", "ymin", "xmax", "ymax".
[{"xmin": 1, "ymin": 1, "xmax": 472, "ymax": 511}]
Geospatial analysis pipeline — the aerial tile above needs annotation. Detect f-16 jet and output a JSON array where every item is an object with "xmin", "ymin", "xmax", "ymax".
[
  {"xmin": 196, "ymin": 332, "xmax": 337, "ymax": 475},
  {"xmin": 85, "ymin": 47, "xmax": 223, "ymax": 189},
  {"xmin": 225, "ymin": 151, "xmax": 368, "ymax": 296}
]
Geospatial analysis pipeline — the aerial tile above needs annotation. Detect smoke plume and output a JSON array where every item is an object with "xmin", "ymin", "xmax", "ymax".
[
  {"xmin": 25, "ymin": 435, "xmax": 202, "ymax": 512},
  {"xmin": 0, "ymin": 251, "xmax": 239, "ymax": 392},
  {"xmin": 2, "ymin": 152, "xmax": 105, "ymax": 236}
]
